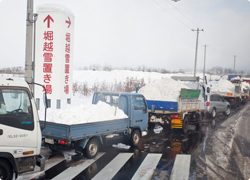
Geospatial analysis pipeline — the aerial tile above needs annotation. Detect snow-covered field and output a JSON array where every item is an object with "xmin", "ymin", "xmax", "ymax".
[{"xmin": 0, "ymin": 70, "xmax": 243, "ymax": 125}]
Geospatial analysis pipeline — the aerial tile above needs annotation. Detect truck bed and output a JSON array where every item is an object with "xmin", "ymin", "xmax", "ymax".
[
  {"xmin": 211, "ymin": 91, "xmax": 241, "ymax": 98},
  {"xmin": 146, "ymin": 89, "xmax": 201, "ymax": 114},
  {"xmin": 147, "ymin": 99, "xmax": 201, "ymax": 114},
  {"xmin": 40, "ymin": 118, "xmax": 130, "ymax": 141}
]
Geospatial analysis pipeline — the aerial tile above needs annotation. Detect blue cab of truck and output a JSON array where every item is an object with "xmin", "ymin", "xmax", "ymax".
[{"xmin": 92, "ymin": 91, "xmax": 148, "ymax": 135}]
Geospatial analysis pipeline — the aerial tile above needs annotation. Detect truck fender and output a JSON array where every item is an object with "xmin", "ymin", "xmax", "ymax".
[
  {"xmin": 0, "ymin": 152, "xmax": 18, "ymax": 179},
  {"xmin": 129, "ymin": 127, "xmax": 142, "ymax": 136},
  {"xmin": 182, "ymin": 112, "xmax": 188, "ymax": 119},
  {"xmin": 78, "ymin": 137, "xmax": 103, "ymax": 149}
]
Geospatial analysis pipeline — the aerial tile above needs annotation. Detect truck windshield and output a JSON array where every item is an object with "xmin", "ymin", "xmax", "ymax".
[{"xmin": 0, "ymin": 89, "xmax": 34, "ymax": 131}]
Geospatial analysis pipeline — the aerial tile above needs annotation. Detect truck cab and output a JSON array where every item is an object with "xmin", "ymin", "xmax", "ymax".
[
  {"xmin": 0, "ymin": 78, "xmax": 45, "ymax": 179},
  {"xmin": 92, "ymin": 91, "xmax": 148, "ymax": 135}
]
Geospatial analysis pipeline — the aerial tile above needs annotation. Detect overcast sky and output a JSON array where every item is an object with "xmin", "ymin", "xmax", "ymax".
[{"xmin": 1, "ymin": 0, "xmax": 250, "ymax": 72}]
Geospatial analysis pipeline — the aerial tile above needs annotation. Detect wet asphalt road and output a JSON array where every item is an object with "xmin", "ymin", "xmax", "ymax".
[
  {"xmin": 30, "ymin": 107, "xmax": 244, "ymax": 180},
  {"xmin": 32, "ymin": 126, "xmax": 202, "ymax": 180}
]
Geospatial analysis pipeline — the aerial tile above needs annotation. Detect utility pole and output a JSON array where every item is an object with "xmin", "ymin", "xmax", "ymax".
[
  {"xmin": 25, "ymin": 0, "xmax": 38, "ymax": 95},
  {"xmin": 25, "ymin": 0, "xmax": 34, "ymax": 85},
  {"xmin": 192, "ymin": 28, "xmax": 204, "ymax": 77},
  {"xmin": 203, "ymin": 45, "xmax": 208, "ymax": 84},
  {"xmin": 234, "ymin": 55, "xmax": 236, "ymax": 74}
]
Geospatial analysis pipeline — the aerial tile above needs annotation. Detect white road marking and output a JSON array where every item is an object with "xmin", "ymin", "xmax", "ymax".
[
  {"xmin": 131, "ymin": 153, "xmax": 162, "ymax": 180},
  {"xmin": 170, "ymin": 154, "xmax": 191, "ymax": 180},
  {"xmin": 92, "ymin": 153, "xmax": 133, "ymax": 180},
  {"xmin": 52, "ymin": 153, "xmax": 105, "ymax": 180}
]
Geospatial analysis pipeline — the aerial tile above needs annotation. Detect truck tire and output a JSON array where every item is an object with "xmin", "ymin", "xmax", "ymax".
[
  {"xmin": 182, "ymin": 116, "xmax": 189, "ymax": 134},
  {"xmin": 131, "ymin": 129, "xmax": 141, "ymax": 147},
  {"xmin": 84, "ymin": 138, "xmax": 99, "ymax": 159},
  {"xmin": 223, "ymin": 106, "xmax": 231, "ymax": 116},
  {"xmin": 0, "ymin": 160, "xmax": 13, "ymax": 180}
]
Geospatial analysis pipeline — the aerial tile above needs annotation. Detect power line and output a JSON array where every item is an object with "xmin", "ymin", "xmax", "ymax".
[
  {"xmin": 164, "ymin": 0, "xmax": 200, "ymax": 28},
  {"xmin": 152, "ymin": 0, "xmax": 191, "ymax": 29}
]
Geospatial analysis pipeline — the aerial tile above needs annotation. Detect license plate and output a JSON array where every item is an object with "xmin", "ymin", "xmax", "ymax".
[{"xmin": 45, "ymin": 138, "xmax": 54, "ymax": 144}]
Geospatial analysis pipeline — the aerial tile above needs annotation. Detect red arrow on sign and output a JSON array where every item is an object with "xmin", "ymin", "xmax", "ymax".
[
  {"xmin": 44, "ymin": 15, "xmax": 54, "ymax": 28},
  {"xmin": 65, "ymin": 17, "xmax": 71, "ymax": 28}
]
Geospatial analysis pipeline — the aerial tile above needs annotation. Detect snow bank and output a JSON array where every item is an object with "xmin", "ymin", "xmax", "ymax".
[
  {"xmin": 209, "ymin": 79, "xmax": 235, "ymax": 93},
  {"xmin": 138, "ymin": 78, "xmax": 190, "ymax": 101},
  {"xmin": 241, "ymin": 81, "xmax": 250, "ymax": 89},
  {"xmin": 43, "ymin": 101, "xmax": 128, "ymax": 125}
]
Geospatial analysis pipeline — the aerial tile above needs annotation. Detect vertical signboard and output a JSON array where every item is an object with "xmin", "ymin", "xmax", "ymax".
[{"xmin": 35, "ymin": 5, "xmax": 74, "ymax": 100}]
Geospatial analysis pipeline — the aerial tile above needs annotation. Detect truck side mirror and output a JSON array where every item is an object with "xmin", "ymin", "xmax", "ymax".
[{"xmin": 151, "ymin": 105, "xmax": 155, "ymax": 113}]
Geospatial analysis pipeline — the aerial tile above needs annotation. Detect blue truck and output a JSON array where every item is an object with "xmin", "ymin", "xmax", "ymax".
[{"xmin": 41, "ymin": 91, "xmax": 148, "ymax": 159}]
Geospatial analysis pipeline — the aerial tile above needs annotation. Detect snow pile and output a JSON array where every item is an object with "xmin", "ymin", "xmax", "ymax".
[
  {"xmin": 112, "ymin": 143, "xmax": 130, "ymax": 149},
  {"xmin": 138, "ymin": 78, "xmax": 190, "ymax": 101},
  {"xmin": 209, "ymin": 79, "xmax": 235, "ymax": 93},
  {"xmin": 241, "ymin": 81, "xmax": 250, "ymax": 92},
  {"xmin": 43, "ymin": 101, "xmax": 128, "ymax": 125}
]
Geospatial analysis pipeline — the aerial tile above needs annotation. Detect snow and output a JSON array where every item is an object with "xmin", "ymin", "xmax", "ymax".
[
  {"xmin": 241, "ymin": 81, "xmax": 250, "ymax": 92},
  {"xmin": 112, "ymin": 143, "xmax": 131, "ymax": 149},
  {"xmin": 138, "ymin": 77, "xmax": 190, "ymax": 101},
  {"xmin": 208, "ymin": 79, "xmax": 235, "ymax": 93},
  {"xmin": 40, "ymin": 101, "xmax": 128, "ymax": 125}
]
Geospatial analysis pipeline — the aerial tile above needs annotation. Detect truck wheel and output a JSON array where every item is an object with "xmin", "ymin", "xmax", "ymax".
[
  {"xmin": 131, "ymin": 129, "xmax": 141, "ymax": 147},
  {"xmin": 182, "ymin": 116, "xmax": 189, "ymax": 134},
  {"xmin": 223, "ymin": 106, "xmax": 231, "ymax": 116},
  {"xmin": 84, "ymin": 138, "xmax": 99, "ymax": 159},
  {"xmin": 0, "ymin": 160, "xmax": 13, "ymax": 180},
  {"xmin": 211, "ymin": 108, "xmax": 216, "ymax": 118}
]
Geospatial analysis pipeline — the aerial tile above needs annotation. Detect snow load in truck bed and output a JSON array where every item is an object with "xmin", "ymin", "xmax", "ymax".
[
  {"xmin": 138, "ymin": 77, "xmax": 190, "ymax": 102},
  {"xmin": 208, "ymin": 79, "xmax": 235, "ymax": 93},
  {"xmin": 41, "ymin": 101, "xmax": 128, "ymax": 125}
]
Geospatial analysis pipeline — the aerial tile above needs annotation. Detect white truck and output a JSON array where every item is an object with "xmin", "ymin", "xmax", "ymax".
[{"xmin": 0, "ymin": 78, "xmax": 47, "ymax": 180}]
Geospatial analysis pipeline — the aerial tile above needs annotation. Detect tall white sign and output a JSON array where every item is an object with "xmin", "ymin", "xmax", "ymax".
[{"xmin": 35, "ymin": 5, "xmax": 74, "ymax": 99}]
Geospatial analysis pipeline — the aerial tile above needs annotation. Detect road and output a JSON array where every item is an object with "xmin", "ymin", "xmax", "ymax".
[
  {"xmin": 17, "ymin": 124, "xmax": 201, "ymax": 180},
  {"xmin": 194, "ymin": 103, "xmax": 250, "ymax": 180}
]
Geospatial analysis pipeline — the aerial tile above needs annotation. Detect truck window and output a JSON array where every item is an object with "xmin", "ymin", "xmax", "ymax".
[
  {"xmin": 0, "ymin": 89, "xmax": 34, "ymax": 131},
  {"xmin": 118, "ymin": 95, "xmax": 128, "ymax": 115},
  {"xmin": 111, "ymin": 95, "xmax": 119, "ymax": 104},
  {"xmin": 104, "ymin": 95, "xmax": 111, "ymax": 103},
  {"xmin": 133, "ymin": 96, "xmax": 147, "ymax": 114}
]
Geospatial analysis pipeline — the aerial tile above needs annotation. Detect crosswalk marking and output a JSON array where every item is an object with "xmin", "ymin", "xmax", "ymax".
[
  {"xmin": 17, "ymin": 152, "xmax": 164, "ymax": 180},
  {"xmin": 170, "ymin": 154, "xmax": 191, "ymax": 180},
  {"xmin": 131, "ymin": 153, "xmax": 162, "ymax": 180},
  {"xmin": 92, "ymin": 153, "xmax": 134, "ymax": 180},
  {"xmin": 52, "ymin": 153, "xmax": 105, "ymax": 180}
]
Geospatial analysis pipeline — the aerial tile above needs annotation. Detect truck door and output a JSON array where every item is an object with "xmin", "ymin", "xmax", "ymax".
[
  {"xmin": 131, "ymin": 96, "xmax": 148, "ymax": 130},
  {"xmin": 0, "ymin": 88, "xmax": 38, "ymax": 156}
]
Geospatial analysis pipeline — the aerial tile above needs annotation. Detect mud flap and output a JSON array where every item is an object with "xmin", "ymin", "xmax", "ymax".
[{"xmin": 36, "ymin": 155, "xmax": 45, "ymax": 171}]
